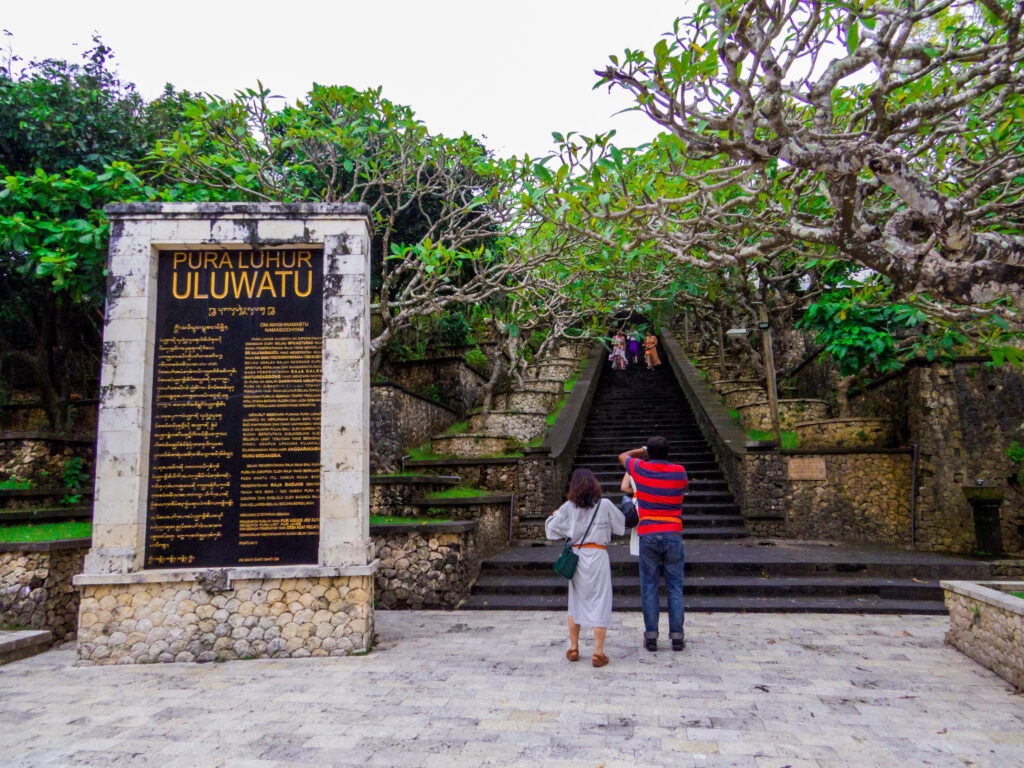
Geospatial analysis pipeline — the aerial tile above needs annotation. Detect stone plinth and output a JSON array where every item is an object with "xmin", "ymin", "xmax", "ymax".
[
  {"xmin": 75, "ymin": 203, "xmax": 377, "ymax": 664},
  {"xmin": 1, "ymin": 540, "xmax": 88, "ymax": 643},
  {"xmin": 943, "ymin": 580, "xmax": 1024, "ymax": 690},
  {"xmin": 76, "ymin": 567, "xmax": 374, "ymax": 664}
]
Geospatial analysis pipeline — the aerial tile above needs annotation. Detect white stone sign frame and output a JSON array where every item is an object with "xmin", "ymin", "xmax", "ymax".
[{"xmin": 81, "ymin": 202, "xmax": 375, "ymax": 578}]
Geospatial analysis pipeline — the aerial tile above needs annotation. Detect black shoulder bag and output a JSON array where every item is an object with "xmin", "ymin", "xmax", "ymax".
[{"xmin": 552, "ymin": 503, "xmax": 601, "ymax": 580}]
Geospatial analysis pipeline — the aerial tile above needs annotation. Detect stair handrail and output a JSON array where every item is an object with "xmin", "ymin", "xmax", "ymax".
[
  {"xmin": 538, "ymin": 343, "xmax": 606, "ymax": 461},
  {"xmin": 660, "ymin": 331, "xmax": 747, "ymax": 459}
]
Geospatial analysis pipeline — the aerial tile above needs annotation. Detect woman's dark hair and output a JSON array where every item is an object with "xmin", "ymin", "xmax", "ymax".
[{"xmin": 567, "ymin": 468, "xmax": 602, "ymax": 508}]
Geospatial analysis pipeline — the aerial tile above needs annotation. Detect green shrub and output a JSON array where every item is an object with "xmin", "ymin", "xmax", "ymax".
[
  {"xmin": 434, "ymin": 310, "xmax": 473, "ymax": 348},
  {"xmin": 464, "ymin": 347, "xmax": 488, "ymax": 371}
]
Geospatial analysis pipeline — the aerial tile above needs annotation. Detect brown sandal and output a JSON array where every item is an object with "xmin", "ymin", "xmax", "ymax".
[
  {"xmin": 566, "ymin": 648, "xmax": 579, "ymax": 662},
  {"xmin": 592, "ymin": 653, "xmax": 609, "ymax": 668}
]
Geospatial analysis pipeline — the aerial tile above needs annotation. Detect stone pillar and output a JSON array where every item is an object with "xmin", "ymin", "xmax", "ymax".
[{"xmin": 74, "ymin": 203, "xmax": 377, "ymax": 664}]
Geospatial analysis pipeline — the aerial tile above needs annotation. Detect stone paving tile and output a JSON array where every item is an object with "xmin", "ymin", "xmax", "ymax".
[{"xmin": 1, "ymin": 612, "xmax": 1023, "ymax": 767}]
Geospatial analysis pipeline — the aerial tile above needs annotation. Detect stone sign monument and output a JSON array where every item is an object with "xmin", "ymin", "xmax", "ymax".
[{"xmin": 74, "ymin": 203, "xmax": 377, "ymax": 664}]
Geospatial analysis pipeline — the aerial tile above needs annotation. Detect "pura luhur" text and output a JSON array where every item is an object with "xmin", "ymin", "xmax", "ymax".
[{"xmin": 169, "ymin": 250, "xmax": 316, "ymax": 301}]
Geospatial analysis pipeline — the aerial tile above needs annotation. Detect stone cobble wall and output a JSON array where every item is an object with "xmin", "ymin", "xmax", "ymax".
[
  {"xmin": 372, "ymin": 529, "xmax": 479, "ymax": 609},
  {"xmin": 76, "ymin": 575, "xmax": 373, "ymax": 665},
  {"xmin": 786, "ymin": 453, "xmax": 913, "ymax": 546},
  {"xmin": 0, "ymin": 437, "xmax": 94, "ymax": 485},
  {"xmin": 945, "ymin": 588, "xmax": 1024, "ymax": 690},
  {"xmin": 856, "ymin": 362, "xmax": 1024, "ymax": 553},
  {"xmin": 416, "ymin": 502, "xmax": 510, "ymax": 557},
  {"xmin": 381, "ymin": 358, "xmax": 487, "ymax": 416},
  {"xmin": 370, "ymin": 384, "xmax": 459, "ymax": 473},
  {"xmin": 0, "ymin": 545, "xmax": 86, "ymax": 642},
  {"xmin": 737, "ymin": 451, "xmax": 788, "ymax": 536}
]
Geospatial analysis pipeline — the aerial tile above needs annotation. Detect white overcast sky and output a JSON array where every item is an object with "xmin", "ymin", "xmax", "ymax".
[{"xmin": 4, "ymin": 0, "xmax": 689, "ymax": 159}]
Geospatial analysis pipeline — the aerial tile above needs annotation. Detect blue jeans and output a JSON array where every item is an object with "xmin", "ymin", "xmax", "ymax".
[{"xmin": 638, "ymin": 533, "xmax": 685, "ymax": 639}]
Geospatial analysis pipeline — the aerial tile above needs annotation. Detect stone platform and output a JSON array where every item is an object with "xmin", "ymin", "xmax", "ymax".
[{"xmin": 2, "ymin": 612, "xmax": 1023, "ymax": 766}]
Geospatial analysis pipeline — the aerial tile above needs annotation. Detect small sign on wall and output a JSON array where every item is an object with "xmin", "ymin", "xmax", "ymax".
[{"xmin": 788, "ymin": 456, "xmax": 827, "ymax": 481}]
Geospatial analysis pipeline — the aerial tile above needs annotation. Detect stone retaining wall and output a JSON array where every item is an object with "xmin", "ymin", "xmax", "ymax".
[
  {"xmin": 372, "ymin": 522, "xmax": 480, "ymax": 609},
  {"xmin": 794, "ymin": 418, "xmax": 896, "ymax": 450},
  {"xmin": 76, "ymin": 571, "xmax": 374, "ymax": 664},
  {"xmin": 736, "ymin": 400, "xmax": 830, "ymax": 432},
  {"xmin": 854, "ymin": 361, "xmax": 1024, "ymax": 553},
  {"xmin": 497, "ymin": 390, "xmax": 561, "ymax": 413},
  {"xmin": 381, "ymin": 357, "xmax": 487, "ymax": 416},
  {"xmin": 370, "ymin": 384, "xmax": 459, "ymax": 473},
  {"xmin": 785, "ymin": 452, "xmax": 914, "ymax": 546},
  {"xmin": 430, "ymin": 434, "xmax": 514, "ymax": 458},
  {"xmin": 413, "ymin": 498, "xmax": 511, "ymax": 557},
  {"xmin": 467, "ymin": 411, "xmax": 547, "ymax": 442},
  {"xmin": 943, "ymin": 581, "xmax": 1024, "ymax": 690},
  {"xmin": 370, "ymin": 476, "xmax": 459, "ymax": 518},
  {"xmin": 403, "ymin": 458, "xmax": 519, "ymax": 493},
  {"xmin": 0, "ymin": 434, "xmax": 94, "ymax": 485},
  {"xmin": 0, "ymin": 541, "xmax": 87, "ymax": 643}
]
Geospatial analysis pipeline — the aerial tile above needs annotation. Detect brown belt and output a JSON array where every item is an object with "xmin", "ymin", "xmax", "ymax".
[{"xmin": 573, "ymin": 543, "xmax": 607, "ymax": 550}]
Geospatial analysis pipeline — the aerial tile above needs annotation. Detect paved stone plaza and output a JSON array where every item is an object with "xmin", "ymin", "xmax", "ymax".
[{"xmin": 1, "ymin": 611, "xmax": 1022, "ymax": 768}]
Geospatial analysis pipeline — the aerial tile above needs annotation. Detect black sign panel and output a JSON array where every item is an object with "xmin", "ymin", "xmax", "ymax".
[{"xmin": 145, "ymin": 247, "xmax": 323, "ymax": 568}]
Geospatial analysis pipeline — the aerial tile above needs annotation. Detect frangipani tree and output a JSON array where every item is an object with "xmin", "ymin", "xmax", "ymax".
[
  {"xmin": 589, "ymin": 0, "xmax": 1024, "ymax": 319},
  {"xmin": 151, "ymin": 84, "xmax": 560, "ymax": 363}
]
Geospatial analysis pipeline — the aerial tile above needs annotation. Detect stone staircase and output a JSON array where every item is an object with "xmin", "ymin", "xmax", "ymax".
[
  {"xmin": 569, "ymin": 361, "xmax": 748, "ymax": 540},
  {"xmin": 463, "ymin": 348, "xmax": 999, "ymax": 614}
]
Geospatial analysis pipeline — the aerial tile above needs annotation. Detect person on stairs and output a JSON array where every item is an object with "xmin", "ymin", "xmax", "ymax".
[
  {"xmin": 545, "ymin": 468, "xmax": 626, "ymax": 667},
  {"xmin": 618, "ymin": 436, "xmax": 688, "ymax": 652},
  {"xmin": 627, "ymin": 331, "xmax": 641, "ymax": 365},
  {"xmin": 644, "ymin": 331, "xmax": 662, "ymax": 369},
  {"xmin": 610, "ymin": 331, "xmax": 628, "ymax": 370}
]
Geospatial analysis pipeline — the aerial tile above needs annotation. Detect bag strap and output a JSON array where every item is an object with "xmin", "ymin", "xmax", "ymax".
[{"xmin": 572, "ymin": 502, "xmax": 601, "ymax": 548}]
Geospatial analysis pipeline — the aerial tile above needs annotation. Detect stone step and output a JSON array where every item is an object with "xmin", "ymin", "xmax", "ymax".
[
  {"xmin": 471, "ymin": 574, "xmax": 945, "ymax": 600},
  {"xmin": 0, "ymin": 630, "xmax": 52, "ymax": 665},
  {"xmin": 481, "ymin": 544, "xmax": 995, "ymax": 580},
  {"xmin": 460, "ymin": 592, "xmax": 949, "ymax": 614}
]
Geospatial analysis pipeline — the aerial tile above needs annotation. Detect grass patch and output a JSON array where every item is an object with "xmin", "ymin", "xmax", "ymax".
[
  {"xmin": 0, "ymin": 476, "xmax": 33, "ymax": 491},
  {"xmin": 425, "ymin": 486, "xmax": 494, "ymax": 499},
  {"xmin": 370, "ymin": 515, "xmax": 452, "ymax": 525},
  {"xmin": 1012, "ymin": 592, "xmax": 1024, "ymax": 600},
  {"xmin": 0, "ymin": 521, "xmax": 92, "ymax": 543},
  {"xmin": 443, "ymin": 420, "xmax": 469, "ymax": 436},
  {"xmin": 563, "ymin": 372, "xmax": 580, "ymax": 394},
  {"xmin": 729, "ymin": 408, "xmax": 740, "ymax": 420},
  {"xmin": 747, "ymin": 429, "xmax": 800, "ymax": 449},
  {"xmin": 406, "ymin": 443, "xmax": 454, "ymax": 461}
]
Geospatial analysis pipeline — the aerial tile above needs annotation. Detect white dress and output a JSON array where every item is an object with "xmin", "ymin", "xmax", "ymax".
[{"xmin": 545, "ymin": 498, "xmax": 626, "ymax": 627}]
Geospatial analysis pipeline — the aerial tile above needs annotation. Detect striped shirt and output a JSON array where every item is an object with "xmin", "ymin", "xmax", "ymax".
[{"xmin": 627, "ymin": 457, "xmax": 688, "ymax": 535}]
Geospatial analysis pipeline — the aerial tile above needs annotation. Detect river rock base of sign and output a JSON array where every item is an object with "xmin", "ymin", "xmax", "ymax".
[{"xmin": 76, "ymin": 572, "xmax": 373, "ymax": 664}]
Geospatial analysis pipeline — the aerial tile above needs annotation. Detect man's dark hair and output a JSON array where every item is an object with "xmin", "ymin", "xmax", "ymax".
[
  {"xmin": 567, "ymin": 468, "xmax": 602, "ymax": 508},
  {"xmin": 647, "ymin": 436, "xmax": 670, "ymax": 460}
]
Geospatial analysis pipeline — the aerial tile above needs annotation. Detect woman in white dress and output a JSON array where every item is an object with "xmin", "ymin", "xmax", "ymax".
[{"xmin": 545, "ymin": 468, "xmax": 626, "ymax": 667}]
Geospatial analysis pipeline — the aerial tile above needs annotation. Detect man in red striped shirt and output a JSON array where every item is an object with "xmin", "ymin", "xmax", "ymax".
[{"xmin": 619, "ymin": 436, "xmax": 687, "ymax": 652}]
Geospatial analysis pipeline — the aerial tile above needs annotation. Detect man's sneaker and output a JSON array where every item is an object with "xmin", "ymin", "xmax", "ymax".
[
  {"xmin": 644, "ymin": 638, "xmax": 657, "ymax": 652},
  {"xmin": 672, "ymin": 637, "xmax": 686, "ymax": 652}
]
